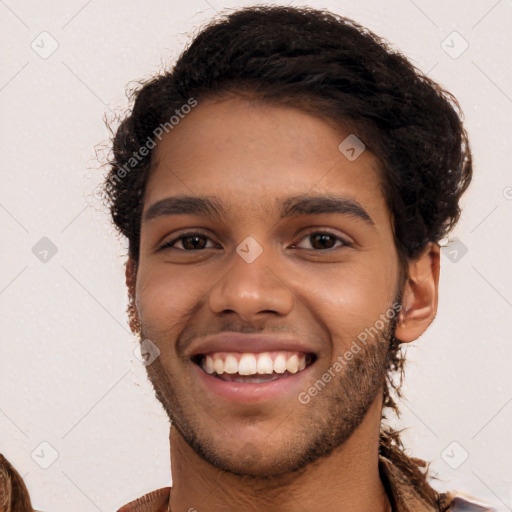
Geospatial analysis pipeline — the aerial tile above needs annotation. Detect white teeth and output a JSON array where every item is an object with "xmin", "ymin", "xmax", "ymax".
[
  {"xmin": 286, "ymin": 354, "xmax": 300, "ymax": 374},
  {"xmin": 256, "ymin": 352, "xmax": 274, "ymax": 374},
  {"xmin": 200, "ymin": 351, "xmax": 309, "ymax": 376},
  {"xmin": 238, "ymin": 354, "xmax": 257, "ymax": 375},
  {"xmin": 205, "ymin": 355, "xmax": 214, "ymax": 374},
  {"xmin": 273, "ymin": 353, "xmax": 287, "ymax": 374},
  {"xmin": 214, "ymin": 356, "xmax": 224, "ymax": 375},
  {"xmin": 224, "ymin": 354, "xmax": 238, "ymax": 374}
]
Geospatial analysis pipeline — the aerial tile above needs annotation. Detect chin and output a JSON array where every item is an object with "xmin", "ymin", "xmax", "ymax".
[
  {"xmin": 193, "ymin": 433, "xmax": 319, "ymax": 478},
  {"xmin": 208, "ymin": 451, "xmax": 305, "ymax": 478}
]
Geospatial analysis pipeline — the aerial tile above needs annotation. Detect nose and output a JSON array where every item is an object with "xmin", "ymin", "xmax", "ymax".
[{"xmin": 208, "ymin": 240, "xmax": 295, "ymax": 322}]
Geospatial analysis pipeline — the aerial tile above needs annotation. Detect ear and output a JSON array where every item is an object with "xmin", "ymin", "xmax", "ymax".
[
  {"xmin": 394, "ymin": 242, "xmax": 440, "ymax": 343},
  {"xmin": 125, "ymin": 257, "xmax": 140, "ymax": 335}
]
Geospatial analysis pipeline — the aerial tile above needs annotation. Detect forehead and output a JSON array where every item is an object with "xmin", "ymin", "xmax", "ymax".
[{"xmin": 144, "ymin": 98, "xmax": 388, "ymax": 221}]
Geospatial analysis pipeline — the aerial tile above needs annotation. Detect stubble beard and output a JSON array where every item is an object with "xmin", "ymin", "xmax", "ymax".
[{"xmin": 141, "ymin": 319, "xmax": 395, "ymax": 478}]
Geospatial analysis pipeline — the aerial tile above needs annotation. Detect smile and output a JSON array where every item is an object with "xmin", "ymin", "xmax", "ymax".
[
  {"xmin": 191, "ymin": 350, "xmax": 316, "ymax": 402},
  {"xmin": 194, "ymin": 351, "xmax": 315, "ymax": 384}
]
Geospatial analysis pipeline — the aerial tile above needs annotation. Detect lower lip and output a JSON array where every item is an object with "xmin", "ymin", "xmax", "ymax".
[{"xmin": 192, "ymin": 362, "xmax": 313, "ymax": 403}]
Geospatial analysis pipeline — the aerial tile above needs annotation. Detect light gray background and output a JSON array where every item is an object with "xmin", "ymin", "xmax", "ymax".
[{"xmin": 0, "ymin": 0, "xmax": 511, "ymax": 510}]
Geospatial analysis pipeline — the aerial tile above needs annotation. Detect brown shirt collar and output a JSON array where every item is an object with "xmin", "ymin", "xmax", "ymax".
[
  {"xmin": 118, "ymin": 486, "xmax": 170, "ymax": 512},
  {"xmin": 378, "ymin": 455, "xmax": 439, "ymax": 511},
  {"xmin": 117, "ymin": 455, "xmax": 489, "ymax": 512}
]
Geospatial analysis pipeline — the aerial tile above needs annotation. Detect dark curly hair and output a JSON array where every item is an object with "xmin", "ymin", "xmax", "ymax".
[
  {"xmin": 102, "ymin": 4, "xmax": 472, "ymax": 506},
  {"xmin": 0, "ymin": 453, "xmax": 34, "ymax": 512}
]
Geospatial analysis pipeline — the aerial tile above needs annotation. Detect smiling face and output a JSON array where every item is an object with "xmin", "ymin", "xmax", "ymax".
[{"xmin": 130, "ymin": 97, "xmax": 404, "ymax": 476}]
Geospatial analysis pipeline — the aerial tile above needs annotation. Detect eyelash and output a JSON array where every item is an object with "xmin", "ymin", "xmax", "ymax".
[{"xmin": 158, "ymin": 230, "xmax": 352, "ymax": 252}]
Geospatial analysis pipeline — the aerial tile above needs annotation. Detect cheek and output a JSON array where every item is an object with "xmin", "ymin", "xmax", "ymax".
[
  {"xmin": 136, "ymin": 266, "xmax": 200, "ymax": 327},
  {"xmin": 299, "ymin": 260, "xmax": 397, "ymax": 339}
]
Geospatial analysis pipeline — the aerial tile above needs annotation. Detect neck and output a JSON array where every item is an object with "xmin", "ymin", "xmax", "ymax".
[{"xmin": 168, "ymin": 395, "xmax": 390, "ymax": 512}]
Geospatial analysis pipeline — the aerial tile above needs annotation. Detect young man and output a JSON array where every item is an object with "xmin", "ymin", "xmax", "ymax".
[{"xmin": 103, "ymin": 5, "xmax": 492, "ymax": 512}]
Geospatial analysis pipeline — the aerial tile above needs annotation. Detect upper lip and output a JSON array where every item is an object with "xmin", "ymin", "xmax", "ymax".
[{"xmin": 187, "ymin": 333, "xmax": 318, "ymax": 358}]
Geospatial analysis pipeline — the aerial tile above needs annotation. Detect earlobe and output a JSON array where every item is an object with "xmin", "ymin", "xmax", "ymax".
[{"xmin": 394, "ymin": 242, "xmax": 440, "ymax": 343}]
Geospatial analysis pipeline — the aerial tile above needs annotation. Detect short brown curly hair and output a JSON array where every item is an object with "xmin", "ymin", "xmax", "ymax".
[{"xmin": 103, "ymin": 5, "xmax": 472, "ymax": 270}]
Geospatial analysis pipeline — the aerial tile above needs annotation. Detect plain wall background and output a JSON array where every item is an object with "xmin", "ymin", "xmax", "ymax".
[{"xmin": 0, "ymin": 0, "xmax": 511, "ymax": 510}]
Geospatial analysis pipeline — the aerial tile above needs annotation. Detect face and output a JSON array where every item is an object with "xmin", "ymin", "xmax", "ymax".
[{"xmin": 132, "ymin": 97, "xmax": 402, "ymax": 477}]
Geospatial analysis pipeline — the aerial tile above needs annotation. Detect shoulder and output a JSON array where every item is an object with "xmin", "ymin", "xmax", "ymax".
[
  {"xmin": 117, "ymin": 487, "xmax": 171, "ymax": 512},
  {"xmin": 378, "ymin": 454, "xmax": 494, "ymax": 512},
  {"xmin": 441, "ymin": 491, "xmax": 496, "ymax": 511}
]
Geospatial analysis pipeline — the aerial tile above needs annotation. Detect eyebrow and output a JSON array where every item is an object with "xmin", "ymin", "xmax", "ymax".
[
  {"xmin": 281, "ymin": 195, "xmax": 374, "ymax": 226},
  {"xmin": 143, "ymin": 194, "xmax": 375, "ymax": 227}
]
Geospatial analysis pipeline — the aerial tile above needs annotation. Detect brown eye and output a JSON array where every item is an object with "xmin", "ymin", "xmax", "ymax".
[
  {"xmin": 294, "ymin": 231, "xmax": 350, "ymax": 250},
  {"xmin": 180, "ymin": 235, "xmax": 208, "ymax": 250},
  {"xmin": 159, "ymin": 233, "xmax": 215, "ymax": 251},
  {"xmin": 311, "ymin": 233, "xmax": 336, "ymax": 249}
]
